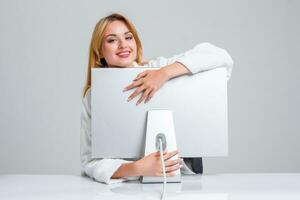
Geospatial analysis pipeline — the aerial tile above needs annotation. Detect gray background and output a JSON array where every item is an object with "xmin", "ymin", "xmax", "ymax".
[{"xmin": 0, "ymin": 0, "xmax": 299, "ymax": 174}]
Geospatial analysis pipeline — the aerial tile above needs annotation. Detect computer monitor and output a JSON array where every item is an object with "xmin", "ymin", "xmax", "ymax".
[{"xmin": 91, "ymin": 67, "xmax": 228, "ymax": 159}]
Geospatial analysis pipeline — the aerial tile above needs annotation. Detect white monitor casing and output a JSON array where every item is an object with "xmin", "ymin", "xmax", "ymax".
[{"xmin": 91, "ymin": 67, "xmax": 228, "ymax": 159}]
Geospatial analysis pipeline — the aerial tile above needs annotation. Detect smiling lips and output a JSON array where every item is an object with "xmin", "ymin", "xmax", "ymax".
[{"xmin": 116, "ymin": 51, "xmax": 130, "ymax": 58}]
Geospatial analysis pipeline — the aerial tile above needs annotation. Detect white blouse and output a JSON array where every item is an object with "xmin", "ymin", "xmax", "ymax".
[{"xmin": 80, "ymin": 42, "xmax": 234, "ymax": 184}]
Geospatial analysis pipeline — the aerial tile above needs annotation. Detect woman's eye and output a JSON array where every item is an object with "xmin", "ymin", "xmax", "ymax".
[
  {"xmin": 107, "ymin": 39, "xmax": 116, "ymax": 43},
  {"xmin": 126, "ymin": 36, "xmax": 133, "ymax": 40}
]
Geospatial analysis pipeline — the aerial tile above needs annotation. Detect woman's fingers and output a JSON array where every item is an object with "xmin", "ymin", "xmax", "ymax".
[
  {"xmin": 145, "ymin": 89, "xmax": 155, "ymax": 103},
  {"xmin": 123, "ymin": 79, "xmax": 143, "ymax": 92},
  {"xmin": 157, "ymin": 166, "xmax": 181, "ymax": 177},
  {"xmin": 127, "ymin": 85, "xmax": 146, "ymax": 101},
  {"xmin": 148, "ymin": 150, "xmax": 182, "ymax": 177},
  {"xmin": 125, "ymin": 87, "xmax": 156, "ymax": 104},
  {"xmin": 164, "ymin": 150, "xmax": 179, "ymax": 161},
  {"xmin": 136, "ymin": 88, "xmax": 152, "ymax": 105},
  {"xmin": 165, "ymin": 158, "xmax": 182, "ymax": 167},
  {"xmin": 125, "ymin": 69, "xmax": 167, "ymax": 104},
  {"xmin": 165, "ymin": 163, "xmax": 182, "ymax": 173},
  {"xmin": 154, "ymin": 150, "xmax": 168, "ymax": 157},
  {"xmin": 133, "ymin": 71, "xmax": 148, "ymax": 81}
]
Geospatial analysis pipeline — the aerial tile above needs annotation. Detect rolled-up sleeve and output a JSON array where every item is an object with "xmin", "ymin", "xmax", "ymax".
[{"xmin": 148, "ymin": 42, "xmax": 234, "ymax": 81}]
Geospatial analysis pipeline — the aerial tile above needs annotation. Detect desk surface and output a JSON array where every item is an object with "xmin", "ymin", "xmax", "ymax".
[{"xmin": 1, "ymin": 174, "xmax": 300, "ymax": 200}]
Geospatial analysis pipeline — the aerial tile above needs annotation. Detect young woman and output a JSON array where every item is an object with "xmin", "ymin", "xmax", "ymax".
[{"xmin": 81, "ymin": 13, "xmax": 234, "ymax": 184}]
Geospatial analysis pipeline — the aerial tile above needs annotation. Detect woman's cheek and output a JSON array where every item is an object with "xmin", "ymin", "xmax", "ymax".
[{"xmin": 132, "ymin": 51, "xmax": 137, "ymax": 61}]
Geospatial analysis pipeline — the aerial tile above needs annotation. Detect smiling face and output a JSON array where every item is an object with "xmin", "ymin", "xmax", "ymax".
[{"xmin": 101, "ymin": 20, "xmax": 138, "ymax": 67}]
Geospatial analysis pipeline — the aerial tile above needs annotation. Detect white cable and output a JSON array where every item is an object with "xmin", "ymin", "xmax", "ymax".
[{"xmin": 159, "ymin": 139, "xmax": 166, "ymax": 200}]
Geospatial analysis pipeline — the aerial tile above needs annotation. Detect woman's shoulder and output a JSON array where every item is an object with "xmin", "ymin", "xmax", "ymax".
[
  {"xmin": 132, "ymin": 57, "xmax": 172, "ymax": 68},
  {"xmin": 132, "ymin": 61, "xmax": 150, "ymax": 67},
  {"xmin": 147, "ymin": 55, "xmax": 182, "ymax": 68}
]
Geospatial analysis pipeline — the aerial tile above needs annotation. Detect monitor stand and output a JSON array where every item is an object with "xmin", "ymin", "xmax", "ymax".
[{"xmin": 141, "ymin": 110, "xmax": 181, "ymax": 183}]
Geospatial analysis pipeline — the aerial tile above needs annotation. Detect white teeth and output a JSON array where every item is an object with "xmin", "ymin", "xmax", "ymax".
[{"xmin": 117, "ymin": 51, "xmax": 130, "ymax": 56}]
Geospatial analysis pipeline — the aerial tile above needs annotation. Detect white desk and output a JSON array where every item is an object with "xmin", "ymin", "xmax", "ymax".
[{"xmin": 1, "ymin": 174, "xmax": 299, "ymax": 200}]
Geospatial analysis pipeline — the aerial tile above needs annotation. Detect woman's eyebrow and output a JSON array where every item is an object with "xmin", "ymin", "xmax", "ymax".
[{"xmin": 105, "ymin": 31, "xmax": 132, "ymax": 38}]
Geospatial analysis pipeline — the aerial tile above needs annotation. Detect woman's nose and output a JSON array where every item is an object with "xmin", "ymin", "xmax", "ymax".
[{"xmin": 119, "ymin": 39, "xmax": 128, "ymax": 49}]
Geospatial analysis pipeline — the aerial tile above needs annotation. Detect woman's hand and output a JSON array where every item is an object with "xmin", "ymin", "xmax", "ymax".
[
  {"xmin": 123, "ymin": 62, "xmax": 190, "ymax": 105},
  {"xmin": 134, "ymin": 150, "xmax": 183, "ymax": 177},
  {"xmin": 123, "ymin": 68, "xmax": 169, "ymax": 105}
]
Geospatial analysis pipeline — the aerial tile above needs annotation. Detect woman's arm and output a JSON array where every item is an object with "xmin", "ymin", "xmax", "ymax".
[
  {"xmin": 125, "ymin": 42, "xmax": 234, "ymax": 104},
  {"xmin": 113, "ymin": 150, "xmax": 182, "ymax": 178},
  {"xmin": 111, "ymin": 162, "xmax": 139, "ymax": 178},
  {"xmin": 149, "ymin": 42, "xmax": 234, "ymax": 79},
  {"xmin": 160, "ymin": 62, "xmax": 191, "ymax": 80}
]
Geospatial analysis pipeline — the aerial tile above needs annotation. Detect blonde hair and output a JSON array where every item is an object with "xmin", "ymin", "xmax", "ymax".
[{"xmin": 82, "ymin": 13, "xmax": 143, "ymax": 97}]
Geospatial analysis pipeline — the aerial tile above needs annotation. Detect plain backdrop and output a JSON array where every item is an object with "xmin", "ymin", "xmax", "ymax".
[{"xmin": 0, "ymin": 0, "xmax": 299, "ymax": 174}]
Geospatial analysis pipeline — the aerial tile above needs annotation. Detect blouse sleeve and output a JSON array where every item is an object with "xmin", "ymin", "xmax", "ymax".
[
  {"xmin": 80, "ymin": 89, "xmax": 139, "ymax": 184},
  {"xmin": 147, "ymin": 42, "xmax": 234, "ymax": 81}
]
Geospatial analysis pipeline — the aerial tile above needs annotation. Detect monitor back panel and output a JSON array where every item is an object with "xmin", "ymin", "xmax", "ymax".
[{"xmin": 91, "ymin": 67, "xmax": 228, "ymax": 158}]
